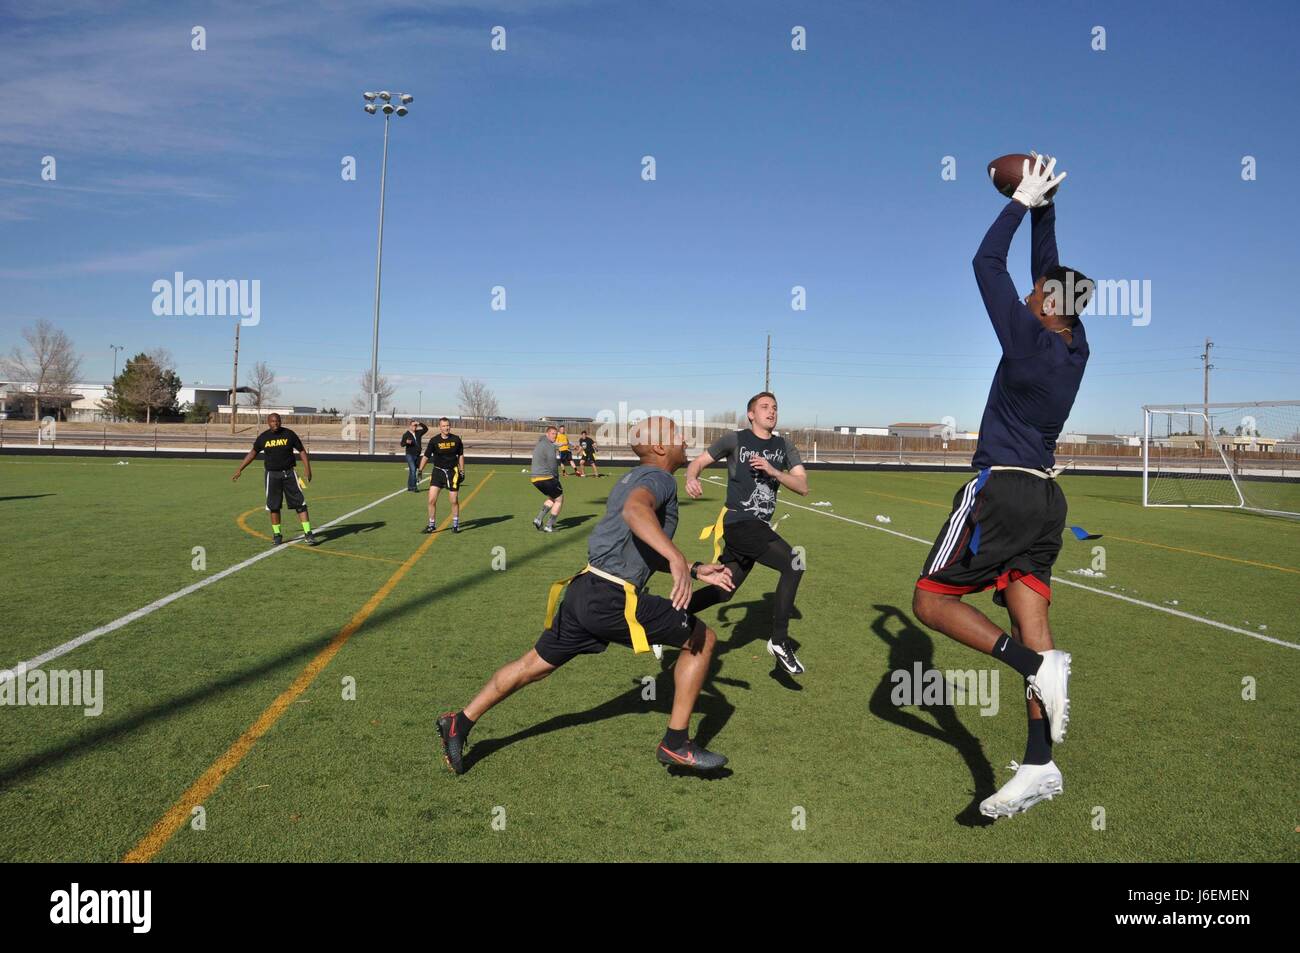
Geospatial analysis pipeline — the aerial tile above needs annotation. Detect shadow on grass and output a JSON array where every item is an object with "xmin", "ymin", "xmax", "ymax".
[
  {"xmin": 450, "ymin": 515, "xmax": 513, "ymax": 533},
  {"xmin": 0, "ymin": 533, "xmax": 747, "ymax": 789},
  {"xmin": 0, "ymin": 494, "xmax": 56, "ymax": 502},
  {"xmin": 553, "ymin": 514, "xmax": 596, "ymax": 530},
  {"xmin": 867, "ymin": 604, "xmax": 996, "ymax": 828},
  {"xmin": 0, "ymin": 633, "xmax": 336, "ymax": 790},
  {"xmin": 316, "ymin": 520, "xmax": 385, "ymax": 541},
  {"xmin": 715, "ymin": 593, "xmax": 805, "ymax": 691},
  {"xmin": 463, "ymin": 647, "xmax": 749, "ymax": 780}
]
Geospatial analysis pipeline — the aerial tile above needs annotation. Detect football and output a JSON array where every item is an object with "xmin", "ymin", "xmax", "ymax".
[{"xmin": 987, "ymin": 153, "xmax": 1060, "ymax": 200}]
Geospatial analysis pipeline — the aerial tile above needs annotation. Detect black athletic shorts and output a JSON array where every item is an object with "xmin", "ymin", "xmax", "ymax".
[
  {"xmin": 532, "ymin": 477, "xmax": 563, "ymax": 499},
  {"xmin": 534, "ymin": 572, "xmax": 701, "ymax": 667},
  {"xmin": 719, "ymin": 515, "xmax": 786, "ymax": 568},
  {"xmin": 428, "ymin": 466, "xmax": 462, "ymax": 491},
  {"xmin": 916, "ymin": 468, "xmax": 1066, "ymax": 605},
  {"xmin": 265, "ymin": 468, "xmax": 306, "ymax": 513},
  {"xmin": 559, "ymin": 450, "xmax": 573, "ymax": 464},
  {"xmin": 582, "ymin": 451, "xmax": 596, "ymax": 464}
]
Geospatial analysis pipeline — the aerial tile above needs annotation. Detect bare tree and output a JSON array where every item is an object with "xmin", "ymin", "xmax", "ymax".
[
  {"xmin": 248, "ymin": 361, "xmax": 280, "ymax": 412},
  {"xmin": 352, "ymin": 368, "xmax": 395, "ymax": 413},
  {"xmin": 456, "ymin": 377, "xmax": 499, "ymax": 427},
  {"xmin": 0, "ymin": 319, "xmax": 82, "ymax": 421}
]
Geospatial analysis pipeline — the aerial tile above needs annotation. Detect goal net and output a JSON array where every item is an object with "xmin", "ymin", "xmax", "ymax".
[{"xmin": 1143, "ymin": 401, "xmax": 1300, "ymax": 517}]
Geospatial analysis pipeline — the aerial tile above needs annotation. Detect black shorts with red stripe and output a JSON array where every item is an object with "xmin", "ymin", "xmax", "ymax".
[{"xmin": 916, "ymin": 468, "xmax": 1066, "ymax": 606}]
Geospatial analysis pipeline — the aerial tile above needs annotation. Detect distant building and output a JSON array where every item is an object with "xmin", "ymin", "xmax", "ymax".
[
  {"xmin": 888, "ymin": 422, "xmax": 949, "ymax": 439},
  {"xmin": 537, "ymin": 415, "xmax": 595, "ymax": 426},
  {"xmin": 1215, "ymin": 433, "xmax": 1279, "ymax": 453},
  {"xmin": 837, "ymin": 425, "xmax": 890, "ymax": 436},
  {"xmin": 0, "ymin": 380, "xmax": 265, "ymax": 421}
]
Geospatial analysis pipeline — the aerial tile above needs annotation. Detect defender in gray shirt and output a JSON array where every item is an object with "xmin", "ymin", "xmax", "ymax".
[
  {"xmin": 529, "ymin": 426, "xmax": 564, "ymax": 532},
  {"xmin": 684, "ymin": 390, "xmax": 810, "ymax": 676},
  {"xmin": 437, "ymin": 417, "xmax": 736, "ymax": 774}
]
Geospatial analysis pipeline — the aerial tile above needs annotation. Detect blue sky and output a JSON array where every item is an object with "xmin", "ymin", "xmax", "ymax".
[{"xmin": 2, "ymin": 0, "xmax": 1297, "ymax": 433}]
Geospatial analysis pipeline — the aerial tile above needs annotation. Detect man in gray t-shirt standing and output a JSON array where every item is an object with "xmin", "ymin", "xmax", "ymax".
[
  {"xmin": 437, "ymin": 417, "xmax": 736, "ymax": 774},
  {"xmin": 529, "ymin": 425, "xmax": 564, "ymax": 533},
  {"xmin": 684, "ymin": 391, "xmax": 810, "ymax": 676}
]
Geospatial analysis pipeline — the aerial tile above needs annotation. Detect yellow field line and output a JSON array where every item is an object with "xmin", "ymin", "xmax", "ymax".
[
  {"xmin": 236, "ymin": 507, "xmax": 405, "ymax": 566},
  {"xmin": 123, "ymin": 471, "xmax": 495, "ymax": 863},
  {"xmin": 862, "ymin": 489, "xmax": 1297, "ymax": 574},
  {"xmin": 1104, "ymin": 534, "xmax": 1298, "ymax": 575},
  {"xmin": 862, "ymin": 488, "xmax": 949, "ymax": 509}
]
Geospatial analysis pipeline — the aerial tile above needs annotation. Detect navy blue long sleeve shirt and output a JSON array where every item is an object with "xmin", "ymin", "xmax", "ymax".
[{"xmin": 970, "ymin": 201, "xmax": 1089, "ymax": 470}]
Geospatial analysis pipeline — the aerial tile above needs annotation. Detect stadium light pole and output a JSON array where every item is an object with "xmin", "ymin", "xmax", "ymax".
[
  {"xmin": 362, "ymin": 90, "xmax": 413, "ymax": 454},
  {"xmin": 110, "ymin": 344, "xmax": 124, "ymax": 379}
]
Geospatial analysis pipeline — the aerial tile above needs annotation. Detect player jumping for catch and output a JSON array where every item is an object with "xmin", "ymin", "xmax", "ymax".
[
  {"xmin": 436, "ymin": 417, "xmax": 736, "ymax": 773},
  {"xmin": 911, "ymin": 154, "xmax": 1090, "ymax": 820},
  {"xmin": 684, "ymin": 392, "xmax": 810, "ymax": 675}
]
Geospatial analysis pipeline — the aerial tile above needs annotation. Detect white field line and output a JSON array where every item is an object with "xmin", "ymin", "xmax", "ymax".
[
  {"xmin": 703, "ymin": 476, "xmax": 1300, "ymax": 652},
  {"xmin": 1, "ymin": 478, "xmax": 428, "ymax": 683}
]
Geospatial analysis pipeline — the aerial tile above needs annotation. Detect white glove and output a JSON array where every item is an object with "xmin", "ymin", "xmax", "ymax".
[{"xmin": 1012, "ymin": 152, "xmax": 1066, "ymax": 208}]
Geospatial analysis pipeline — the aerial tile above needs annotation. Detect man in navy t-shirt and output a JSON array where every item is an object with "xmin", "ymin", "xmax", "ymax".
[{"xmin": 912, "ymin": 154, "xmax": 1091, "ymax": 821}]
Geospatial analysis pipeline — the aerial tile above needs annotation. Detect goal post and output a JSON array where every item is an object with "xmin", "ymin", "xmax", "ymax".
[{"xmin": 1142, "ymin": 400, "xmax": 1300, "ymax": 517}]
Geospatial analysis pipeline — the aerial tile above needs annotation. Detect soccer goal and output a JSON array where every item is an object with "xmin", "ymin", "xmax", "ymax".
[{"xmin": 1142, "ymin": 401, "xmax": 1300, "ymax": 517}]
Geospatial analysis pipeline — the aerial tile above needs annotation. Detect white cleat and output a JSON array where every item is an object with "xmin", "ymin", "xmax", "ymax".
[
  {"xmin": 651, "ymin": 644, "xmax": 664, "ymax": 661},
  {"xmin": 979, "ymin": 760, "xmax": 1064, "ymax": 819},
  {"xmin": 1028, "ymin": 649, "xmax": 1071, "ymax": 743}
]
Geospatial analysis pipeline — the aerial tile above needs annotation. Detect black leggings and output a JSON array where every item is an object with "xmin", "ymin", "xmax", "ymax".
[{"xmin": 688, "ymin": 522, "xmax": 804, "ymax": 639}]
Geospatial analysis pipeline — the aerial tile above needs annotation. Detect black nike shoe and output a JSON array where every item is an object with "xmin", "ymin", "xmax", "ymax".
[
  {"xmin": 271, "ymin": 535, "xmax": 283, "ymax": 547},
  {"xmin": 656, "ymin": 738, "xmax": 728, "ymax": 771},
  {"xmin": 767, "ymin": 638, "xmax": 805, "ymax": 675},
  {"xmin": 303, "ymin": 532, "xmax": 320, "ymax": 547},
  {"xmin": 452, "ymin": 523, "xmax": 460, "ymax": 534},
  {"xmin": 436, "ymin": 712, "xmax": 467, "ymax": 775},
  {"xmin": 422, "ymin": 523, "xmax": 436, "ymax": 534}
]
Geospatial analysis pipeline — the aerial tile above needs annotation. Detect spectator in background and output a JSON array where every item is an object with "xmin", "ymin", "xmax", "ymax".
[{"xmin": 401, "ymin": 418, "xmax": 428, "ymax": 491}]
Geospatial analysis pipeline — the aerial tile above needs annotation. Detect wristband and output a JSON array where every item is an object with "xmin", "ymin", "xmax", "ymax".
[{"xmin": 690, "ymin": 561, "xmax": 701, "ymax": 579}]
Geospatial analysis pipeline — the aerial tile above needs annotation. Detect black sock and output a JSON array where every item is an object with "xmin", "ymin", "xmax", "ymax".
[
  {"xmin": 1023, "ymin": 713, "xmax": 1052, "ymax": 765},
  {"xmin": 454, "ymin": 711, "xmax": 475, "ymax": 737},
  {"xmin": 662, "ymin": 727, "xmax": 688, "ymax": 750},
  {"xmin": 992, "ymin": 634, "xmax": 1042, "ymax": 679}
]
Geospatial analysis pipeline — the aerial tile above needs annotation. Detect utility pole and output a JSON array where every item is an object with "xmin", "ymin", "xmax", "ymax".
[
  {"xmin": 110, "ymin": 344, "xmax": 124, "ymax": 379},
  {"xmin": 1201, "ymin": 337, "xmax": 1214, "ymax": 450},
  {"xmin": 230, "ymin": 320, "xmax": 241, "ymax": 435},
  {"xmin": 764, "ymin": 333, "xmax": 771, "ymax": 391}
]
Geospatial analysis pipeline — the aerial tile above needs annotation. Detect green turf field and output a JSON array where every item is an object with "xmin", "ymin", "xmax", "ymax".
[{"xmin": 0, "ymin": 455, "xmax": 1296, "ymax": 862}]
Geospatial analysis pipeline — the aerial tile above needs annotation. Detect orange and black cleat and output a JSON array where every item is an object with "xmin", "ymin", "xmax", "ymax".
[
  {"xmin": 436, "ymin": 711, "xmax": 467, "ymax": 775},
  {"xmin": 656, "ymin": 739, "xmax": 727, "ymax": 772}
]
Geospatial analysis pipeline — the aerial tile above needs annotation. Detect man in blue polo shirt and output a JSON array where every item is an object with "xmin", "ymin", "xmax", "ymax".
[{"xmin": 912, "ymin": 154, "xmax": 1091, "ymax": 821}]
